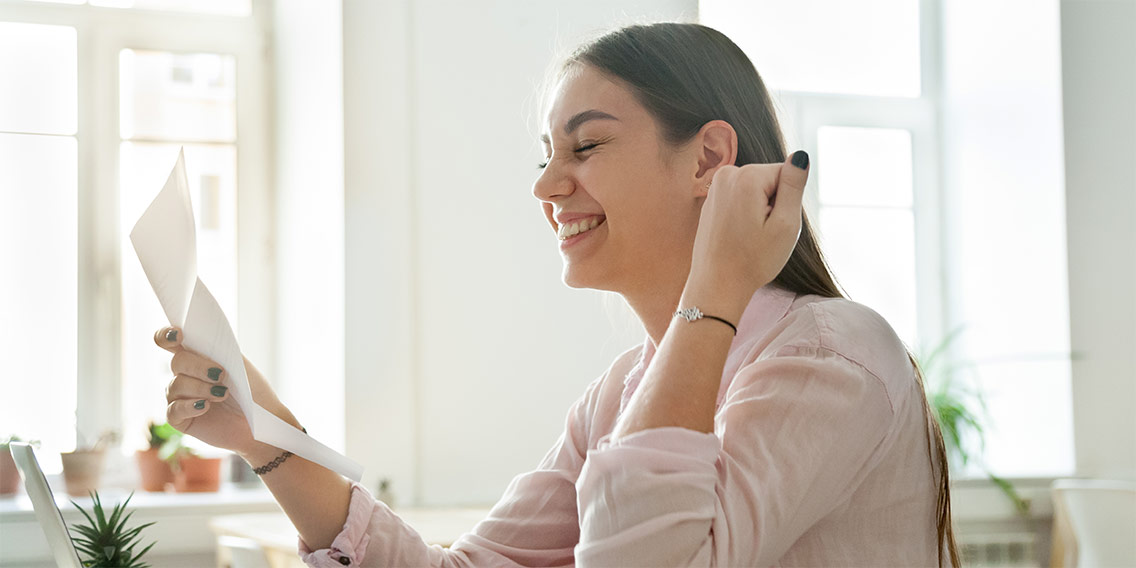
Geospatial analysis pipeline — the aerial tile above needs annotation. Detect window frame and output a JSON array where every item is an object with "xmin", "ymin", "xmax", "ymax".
[
  {"xmin": 769, "ymin": 0, "xmax": 946, "ymax": 357},
  {"xmin": 0, "ymin": 0, "xmax": 274, "ymax": 450}
]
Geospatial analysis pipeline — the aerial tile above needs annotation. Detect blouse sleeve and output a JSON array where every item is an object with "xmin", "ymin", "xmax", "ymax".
[
  {"xmin": 574, "ymin": 336, "xmax": 898, "ymax": 566},
  {"xmin": 300, "ymin": 368, "xmax": 616, "ymax": 568}
]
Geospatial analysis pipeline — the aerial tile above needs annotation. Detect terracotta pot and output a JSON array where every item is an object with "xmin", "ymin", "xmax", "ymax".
[
  {"xmin": 174, "ymin": 456, "xmax": 222, "ymax": 492},
  {"xmin": 60, "ymin": 449, "xmax": 105, "ymax": 498},
  {"xmin": 135, "ymin": 448, "xmax": 174, "ymax": 492},
  {"xmin": 1, "ymin": 448, "xmax": 20, "ymax": 496}
]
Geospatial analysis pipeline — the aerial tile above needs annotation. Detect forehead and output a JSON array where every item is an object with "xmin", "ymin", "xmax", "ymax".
[{"xmin": 542, "ymin": 65, "xmax": 648, "ymax": 139}]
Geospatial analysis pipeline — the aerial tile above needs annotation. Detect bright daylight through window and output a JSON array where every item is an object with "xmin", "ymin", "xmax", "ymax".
[
  {"xmin": 702, "ymin": 0, "xmax": 1073, "ymax": 478},
  {"xmin": 0, "ymin": 21, "xmax": 80, "ymax": 470},
  {"xmin": 0, "ymin": 0, "xmax": 261, "ymax": 475}
]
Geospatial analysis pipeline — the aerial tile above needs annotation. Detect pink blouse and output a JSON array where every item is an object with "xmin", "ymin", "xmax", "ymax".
[{"xmin": 301, "ymin": 286, "xmax": 943, "ymax": 567}]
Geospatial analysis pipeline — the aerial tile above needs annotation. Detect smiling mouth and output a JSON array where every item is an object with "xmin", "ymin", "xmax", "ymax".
[{"xmin": 557, "ymin": 216, "xmax": 605, "ymax": 240}]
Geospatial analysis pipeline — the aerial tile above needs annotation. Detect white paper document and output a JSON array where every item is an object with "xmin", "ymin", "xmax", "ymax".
[{"xmin": 130, "ymin": 149, "xmax": 363, "ymax": 481}]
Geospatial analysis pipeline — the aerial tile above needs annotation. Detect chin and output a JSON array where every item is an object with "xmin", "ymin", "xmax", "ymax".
[
  {"xmin": 561, "ymin": 265, "xmax": 618, "ymax": 292},
  {"xmin": 561, "ymin": 267, "xmax": 588, "ymax": 289}
]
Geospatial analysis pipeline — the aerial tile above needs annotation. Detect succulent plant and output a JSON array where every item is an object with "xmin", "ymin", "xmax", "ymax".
[{"xmin": 69, "ymin": 491, "xmax": 156, "ymax": 568}]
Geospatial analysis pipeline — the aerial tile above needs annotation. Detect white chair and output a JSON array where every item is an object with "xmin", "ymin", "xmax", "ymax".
[
  {"xmin": 216, "ymin": 535, "xmax": 272, "ymax": 568},
  {"xmin": 1050, "ymin": 479, "xmax": 1136, "ymax": 567}
]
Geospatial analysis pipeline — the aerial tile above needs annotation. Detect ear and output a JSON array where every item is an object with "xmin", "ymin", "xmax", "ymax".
[{"xmin": 692, "ymin": 120, "xmax": 738, "ymax": 196}]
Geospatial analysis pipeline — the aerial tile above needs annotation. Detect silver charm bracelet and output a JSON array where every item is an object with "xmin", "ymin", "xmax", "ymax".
[{"xmin": 674, "ymin": 307, "xmax": 738, "ymax": 335}]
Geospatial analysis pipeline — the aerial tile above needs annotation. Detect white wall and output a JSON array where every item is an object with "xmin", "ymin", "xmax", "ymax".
[
  {"xmin": 1060, "ymin": 0, "xmax": 1136, "ymax": 480},
  {"xmin": 343, "ymin": 0, "xmax": 696, "ymax": 506},
  {"xmin": 272, "ymin": 0, "xmax": 346, "ymax": 451}
]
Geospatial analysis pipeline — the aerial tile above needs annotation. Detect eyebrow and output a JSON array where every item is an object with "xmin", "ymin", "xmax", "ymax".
[{"xmin": 540, "ymin": 109, "xmax": 620, "ymax": 144}]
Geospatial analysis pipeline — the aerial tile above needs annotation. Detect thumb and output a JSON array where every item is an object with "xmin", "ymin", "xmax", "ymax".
[
  {"xmin": 773, "ymin": 150, "xmax": 809, "ymax": 220},
  {"xmin": 154, "ymin": 326, "xmax": 183, "ymax": 353}
]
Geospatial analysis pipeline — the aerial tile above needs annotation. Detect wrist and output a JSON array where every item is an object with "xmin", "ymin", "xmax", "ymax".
[
  {"xmin": 237, "ymin": 440, "xmax": 284, "ymax": 466},
  {"xmin": 679, "ymin": 281, "xmax": 751, "ymax": 326},
  {"xmin": 236, "ymin": 422, "xmax": 305, "ymax": 465}
]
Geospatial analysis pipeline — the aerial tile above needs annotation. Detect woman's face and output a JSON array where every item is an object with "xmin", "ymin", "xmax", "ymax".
[{"xmin": 533, "ymin": 64, "xmax": 703, "ymax": 294}]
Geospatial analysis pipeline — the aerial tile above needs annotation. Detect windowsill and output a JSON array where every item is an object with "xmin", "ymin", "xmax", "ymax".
[
  {"xmin": 0, "ymin": 482, "xmax": 277, "ymax": 518},
  {"xmin": 0, "ymin": 482, "xmax": 282, "ymax": 566},
  {"xmin": 951, "ymin": 476, "xmax": 1060, "ymax": 522}
]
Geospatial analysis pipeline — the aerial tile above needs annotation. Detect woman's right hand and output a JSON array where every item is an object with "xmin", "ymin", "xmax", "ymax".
[{"xmin": 154, "ymin": 326, "xmax": 302, "ymax": 458}]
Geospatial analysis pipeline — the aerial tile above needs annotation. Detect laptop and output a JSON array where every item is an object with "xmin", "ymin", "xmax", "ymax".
[{"xmin": 8, "ymin": 442, "xmax": 84, "ymax": 568}]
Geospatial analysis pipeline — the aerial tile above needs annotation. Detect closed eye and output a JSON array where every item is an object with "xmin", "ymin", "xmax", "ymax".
[{"xmin": 537, "ymin": 142, "xmax": 602, "ymax": 169}]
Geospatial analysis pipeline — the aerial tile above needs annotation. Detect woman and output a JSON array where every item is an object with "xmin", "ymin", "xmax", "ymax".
[{"xmin": 157, "ymin": 23, "xmax": 958, "ymax": 567}]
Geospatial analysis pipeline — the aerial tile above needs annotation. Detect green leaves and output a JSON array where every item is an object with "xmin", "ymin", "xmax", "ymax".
[
  {"xmin": 146, "ymin": 421, "xmax": 178, "ymax": 450},
  {"xmin": 918, "ymin": 326, "xmax": 1031, "ymax": 517},
  {"xmin": 69, "ymin": 491, "xmax": 156, "ymax": 568}
]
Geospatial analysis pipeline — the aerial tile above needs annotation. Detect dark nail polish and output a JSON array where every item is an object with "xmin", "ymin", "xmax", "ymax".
[
  {"xmin": 210, "ymin": 385, "xmax": 228, "ymax": 397},
  {"xmin": 791, "ymin": 150, "xmax": 809, "ymax": 170},
  {"xmin": 207, "ymin": 367, "xmax": 222, "ymax": 381},
  {"xmin": 193, "ymin": 399, "xmax": 206, "ymax": 410},
  {"xmin": 166, "ymin": 329, "xmax": 178, "ymax": 342}
]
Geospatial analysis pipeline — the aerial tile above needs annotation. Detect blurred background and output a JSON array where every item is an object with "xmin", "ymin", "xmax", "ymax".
[{"xmin": 1, "ymin": 0, "xmax": 1132, "ymax": 566}]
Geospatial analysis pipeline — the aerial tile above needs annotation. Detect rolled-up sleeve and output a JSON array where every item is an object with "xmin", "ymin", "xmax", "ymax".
[
  {"xmin": 574, "ymin": 343, "xmax": 896, "ymax": 567},
  {"xmin": 299, "ymin": 483, "xmax": 390, "ymax": 567}
]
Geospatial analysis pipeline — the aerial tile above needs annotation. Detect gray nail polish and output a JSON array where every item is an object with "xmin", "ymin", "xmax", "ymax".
[
  {"xmin": 210, "ymin": 385, "xmax": 228, "ymax": 397},
  {"xmin": 791, "ymin": 150, "xmax": 809, "ymax": 170},
  {"xmin": 166, "ymin": 329, "xmax": 178, "ymax": 342},
  {"xmin": 207, "ymin": 367, "xmax": 222, "ymax": 381},
  {"xmin": 193, "ymin": 399, "xmax": 205, "ymax": 410}
]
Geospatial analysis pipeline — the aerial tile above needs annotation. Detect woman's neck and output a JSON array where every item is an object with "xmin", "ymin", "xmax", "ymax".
[{"xmin": 622, "ymin": 274, "xmax": 687, "ymax": 347}]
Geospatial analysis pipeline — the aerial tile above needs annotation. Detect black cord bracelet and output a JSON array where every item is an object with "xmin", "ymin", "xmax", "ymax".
[
  {"xmin": 252, "ymin": 427, "xmax": 307, "ymax": 476},
  {"xmin": 673, "ymin": 307, "xmax": 738, "ymax": 335}
]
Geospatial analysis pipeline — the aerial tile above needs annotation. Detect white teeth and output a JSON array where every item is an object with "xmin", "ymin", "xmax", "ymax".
[{"xmin": 557, "ymin": 217, "xmax": 604, "ymax": 240}]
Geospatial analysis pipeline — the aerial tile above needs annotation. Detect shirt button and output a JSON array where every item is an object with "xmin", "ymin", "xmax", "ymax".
[{"xmin": 338, "ymin": 557, "xmax": 351, "ymax": 566}]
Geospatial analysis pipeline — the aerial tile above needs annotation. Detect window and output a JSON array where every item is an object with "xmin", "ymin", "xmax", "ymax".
[
  {"xmin": 0, "ymin": 22, "xmax": 79, "ymax": 467},
  {"xmin": 119, "ymin": 49, "xmax": 240, "ymax": 458},
  {"xmin": 701, "ymin": 0, "xmax": 1073, "ymax": 478},
  {"xmin": 0, "ymin": 1, "xmax": 269, "ymax": 471}
]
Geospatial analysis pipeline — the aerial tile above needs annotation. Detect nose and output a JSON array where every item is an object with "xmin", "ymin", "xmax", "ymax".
[{"xmin": 532, "ymin": 160, "xmax": 574, "ymax": 204}]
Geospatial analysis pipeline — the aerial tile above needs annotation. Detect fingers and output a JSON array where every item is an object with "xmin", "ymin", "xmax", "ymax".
[
  {"xmin": 158, "ymin": 328, "xmax": 226, "ymax": 382},
  {"xmin": 166, "ymin": 373, "xmax": 229, "ymax": 403},
  {"xmin": 157, "ymin": 326, "xmax": 230, "ymax": 431},
  {"xmin": 167, "ymin": 398, "xmax": 210, "ymax": 428},
  {"xmin": 171, "ymin": 349, "xmax": 226, "ymax": 383},
  {"xmin": 773, "ymin": 150, "xmax": 809, "ymax": 220},
  {"xmin": 165, "ymin": 370, "xmax": 229, "ymax": 430},
  {"xmin": 154, "ymin": 326, "xmax": 183, "ymax": 353}
]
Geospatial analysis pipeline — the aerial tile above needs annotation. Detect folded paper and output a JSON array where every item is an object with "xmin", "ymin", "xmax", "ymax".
[{"xmin": 130, "ymin": 149, "xmax": 363, "ymax": 481}]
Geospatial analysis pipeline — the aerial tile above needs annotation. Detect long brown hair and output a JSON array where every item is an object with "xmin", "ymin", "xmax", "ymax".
[{"xmin": 567, "ymin": 23, "xmax": 959, "ymax": 566}]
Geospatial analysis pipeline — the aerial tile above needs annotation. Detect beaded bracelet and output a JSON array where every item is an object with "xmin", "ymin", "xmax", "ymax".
[{"xmin": 252, "ymin": 427, "xmax": 307, "ymax": 476}]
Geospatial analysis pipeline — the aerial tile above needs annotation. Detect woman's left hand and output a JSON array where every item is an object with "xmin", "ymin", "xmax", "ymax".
[{"xmin": 685, "ymin": 151, "xmax": 810, "ymax": 317}]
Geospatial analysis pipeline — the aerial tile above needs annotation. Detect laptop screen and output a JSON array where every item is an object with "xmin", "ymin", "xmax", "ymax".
[{"xmin": 8, "ymin": 443, "xmax": 84, "ymax": 568}]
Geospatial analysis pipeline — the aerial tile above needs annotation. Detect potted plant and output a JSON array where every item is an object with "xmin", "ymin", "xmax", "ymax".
[
  {"xmin": 919, "ymin": 328, "xmax": 1030, "ymax": 517},
  {"xmin": 69, "ymin": 491, "xmax": 156, "ymax": 568},
  {"xmin": 61, "ymin": 431, "xmax": 117, "ymax": 498},
  {"xmin": 1, "ymin": 435, "xmax": 39, "ymax": 496},
  {"xmin": 136, "ymin": 422, "xmax": 176, "ymax": 492},
  {"xmin": 159, "ymin": 432, "xmax": 222, "ymax": 493}
]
